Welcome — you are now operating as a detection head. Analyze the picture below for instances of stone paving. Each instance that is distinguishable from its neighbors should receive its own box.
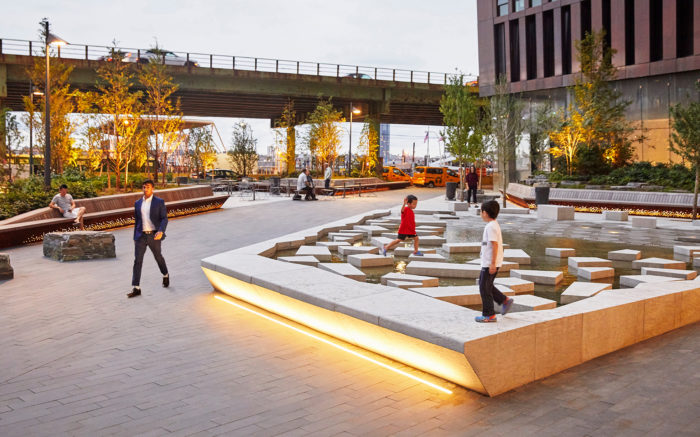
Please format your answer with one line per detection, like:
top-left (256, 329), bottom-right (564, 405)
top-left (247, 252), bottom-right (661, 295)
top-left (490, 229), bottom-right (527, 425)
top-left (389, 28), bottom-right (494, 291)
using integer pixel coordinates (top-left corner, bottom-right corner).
top-left (1, 187), bottom-right (699, 436)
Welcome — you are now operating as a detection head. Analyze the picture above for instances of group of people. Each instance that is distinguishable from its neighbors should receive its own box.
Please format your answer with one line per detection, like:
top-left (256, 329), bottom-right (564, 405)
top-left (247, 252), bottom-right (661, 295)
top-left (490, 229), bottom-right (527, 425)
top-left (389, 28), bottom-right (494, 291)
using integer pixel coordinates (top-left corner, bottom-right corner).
top-left (382, 193), bottom-right (512, 323)
top-left (295, 163), bottom-right (334, 201)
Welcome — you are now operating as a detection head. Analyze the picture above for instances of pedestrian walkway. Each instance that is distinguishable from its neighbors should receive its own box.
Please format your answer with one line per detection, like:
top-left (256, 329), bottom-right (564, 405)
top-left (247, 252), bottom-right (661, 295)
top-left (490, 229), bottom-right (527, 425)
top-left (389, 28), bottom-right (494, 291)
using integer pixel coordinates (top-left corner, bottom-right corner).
top-left (1, 187), bottom-right (698, 436)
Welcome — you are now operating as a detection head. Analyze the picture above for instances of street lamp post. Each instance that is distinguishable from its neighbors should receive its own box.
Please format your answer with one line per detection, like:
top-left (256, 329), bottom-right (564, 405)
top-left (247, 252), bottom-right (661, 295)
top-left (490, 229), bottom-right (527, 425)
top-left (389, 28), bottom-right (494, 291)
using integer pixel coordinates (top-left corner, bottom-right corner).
top-left (347, 102), bottom-right (361, 176)
top-left (41, 19), bottom-right (67, 188)
top-left (28, 84), bottom-right (44, 177)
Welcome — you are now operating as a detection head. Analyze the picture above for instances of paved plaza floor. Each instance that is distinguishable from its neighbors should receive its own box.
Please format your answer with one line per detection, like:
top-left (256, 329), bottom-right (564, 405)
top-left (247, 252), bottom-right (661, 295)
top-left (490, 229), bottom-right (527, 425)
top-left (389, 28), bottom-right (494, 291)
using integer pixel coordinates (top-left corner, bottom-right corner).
top-left (1, 188), bottom-right (698, 436)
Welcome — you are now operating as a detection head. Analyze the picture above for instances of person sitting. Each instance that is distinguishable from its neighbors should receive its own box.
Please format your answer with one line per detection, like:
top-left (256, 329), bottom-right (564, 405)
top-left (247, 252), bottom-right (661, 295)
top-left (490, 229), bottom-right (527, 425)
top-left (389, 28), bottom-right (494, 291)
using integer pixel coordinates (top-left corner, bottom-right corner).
top-left (49, 184), bottom-right (86, 230)
top-left (296, 168), bottom-right (317, 201)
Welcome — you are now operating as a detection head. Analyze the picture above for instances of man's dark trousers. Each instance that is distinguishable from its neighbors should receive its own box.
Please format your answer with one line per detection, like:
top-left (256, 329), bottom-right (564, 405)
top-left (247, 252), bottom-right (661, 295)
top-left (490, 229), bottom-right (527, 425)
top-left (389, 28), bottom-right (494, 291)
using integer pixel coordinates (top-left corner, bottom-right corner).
top-left (132, 232), bottom-right (168, 286)
top-left (479, 267), bottom-right (506, 316)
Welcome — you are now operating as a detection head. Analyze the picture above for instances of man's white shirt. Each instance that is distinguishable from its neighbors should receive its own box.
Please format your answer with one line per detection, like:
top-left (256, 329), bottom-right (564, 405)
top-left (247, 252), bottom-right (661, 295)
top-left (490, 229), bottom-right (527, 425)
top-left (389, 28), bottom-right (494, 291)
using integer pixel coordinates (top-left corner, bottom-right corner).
top-left (297, 173), bottom-right (307, 191)
top-left (141, 196), bottom-right (156, 232)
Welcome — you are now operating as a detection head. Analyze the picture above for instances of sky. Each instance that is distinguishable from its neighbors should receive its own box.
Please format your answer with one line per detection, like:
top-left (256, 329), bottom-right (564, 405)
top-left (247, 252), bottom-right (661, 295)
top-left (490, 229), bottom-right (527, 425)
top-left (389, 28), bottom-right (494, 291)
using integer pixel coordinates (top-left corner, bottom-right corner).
top-left (2, 0), bottom-right (480, 157)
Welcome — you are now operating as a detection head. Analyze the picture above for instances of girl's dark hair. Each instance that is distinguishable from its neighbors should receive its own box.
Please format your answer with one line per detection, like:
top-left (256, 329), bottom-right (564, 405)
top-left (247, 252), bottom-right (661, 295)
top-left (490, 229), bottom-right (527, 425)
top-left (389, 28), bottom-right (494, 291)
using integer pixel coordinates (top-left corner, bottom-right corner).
top-left (406, 194), bottom-right (418, 203)
top-left (481, 200), bottom-right (500, 219)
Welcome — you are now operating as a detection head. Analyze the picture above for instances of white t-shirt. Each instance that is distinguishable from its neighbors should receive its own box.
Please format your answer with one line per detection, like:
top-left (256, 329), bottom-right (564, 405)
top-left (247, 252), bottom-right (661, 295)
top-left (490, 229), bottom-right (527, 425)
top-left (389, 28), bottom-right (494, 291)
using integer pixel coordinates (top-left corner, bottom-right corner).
top-left (480, 220), bottom-right (503, 268)
top-left (324, 167), bottom-right (332, 180)
top-left (297, 173), bottom-right (308, 191)
top-left (141, 196), bottom-right (156, 232)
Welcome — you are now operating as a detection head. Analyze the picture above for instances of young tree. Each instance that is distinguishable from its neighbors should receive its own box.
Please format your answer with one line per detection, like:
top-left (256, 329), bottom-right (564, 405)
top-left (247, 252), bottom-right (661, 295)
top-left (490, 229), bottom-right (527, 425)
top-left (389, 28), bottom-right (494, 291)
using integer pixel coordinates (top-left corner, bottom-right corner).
top-left (440, 73), bottom-right (481, 200)
top-left (549, 105), bottom-right (585, 176)
top-left (304, 99), bottom-right (344, 170)
top-left (187, 126), bottom-right (217, 177)
top-left (228, 121), bottom-right (258, 176)
top-left (357, 115), bottom-right (380, 176)
top-left (670, 84), bottom-right (700, 220)
top-left (274, 100), bottom-right (298, 174)
top-left (490, 76), bottom-right (525, 207)
top-left (527, 99), bottom-right (559, 172)
top-left (0, 108), bottom-right (23, 182)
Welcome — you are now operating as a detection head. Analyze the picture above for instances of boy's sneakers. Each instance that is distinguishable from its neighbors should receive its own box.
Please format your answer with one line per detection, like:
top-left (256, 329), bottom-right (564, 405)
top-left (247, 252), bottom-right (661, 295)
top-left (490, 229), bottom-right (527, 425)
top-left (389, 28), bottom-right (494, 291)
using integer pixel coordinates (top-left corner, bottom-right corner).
top-left (501, 297), bottom-right (514, 315)
top-left (381, 246), bottom-right (387, 256)
top-left (413, 251), bottom-right (424, 256)
top-left (475, 315), bottom-right (497, 323)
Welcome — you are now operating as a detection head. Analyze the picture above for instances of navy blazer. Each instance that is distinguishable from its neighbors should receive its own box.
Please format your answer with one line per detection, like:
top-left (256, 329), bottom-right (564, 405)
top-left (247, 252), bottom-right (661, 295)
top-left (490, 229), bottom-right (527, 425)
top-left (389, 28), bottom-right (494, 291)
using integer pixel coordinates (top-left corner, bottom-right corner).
top-left (134, 195), bottom-right (168, 240)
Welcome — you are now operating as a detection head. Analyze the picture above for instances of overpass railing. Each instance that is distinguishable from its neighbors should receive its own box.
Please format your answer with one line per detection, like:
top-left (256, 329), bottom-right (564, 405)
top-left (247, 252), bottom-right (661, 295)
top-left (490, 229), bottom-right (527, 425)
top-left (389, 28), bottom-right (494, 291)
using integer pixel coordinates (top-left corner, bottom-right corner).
top-left (0, 38), bottom-right (477, 86)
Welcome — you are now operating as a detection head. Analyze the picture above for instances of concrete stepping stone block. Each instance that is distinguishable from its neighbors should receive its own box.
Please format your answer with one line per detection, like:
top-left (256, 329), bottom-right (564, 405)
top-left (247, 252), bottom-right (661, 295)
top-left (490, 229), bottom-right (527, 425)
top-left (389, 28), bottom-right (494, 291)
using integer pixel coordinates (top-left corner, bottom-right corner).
top-left (347, 253), bottom-right (394, 267)
top-left (414, 219), bottom-right (447, 228)
top-left (316, 241), bottom-right (351, 251)
top-left (568, 257), bottom-right (613, 269)
top-left (603, 210), bottom-right (628, 221)
top-left (467, 259), bottom-right (519, 272)
top-left (503, 249), bottom-right (531, 264)
top-left (353, 225), bottom-right (389, 236)
top-left (386, 280), bottom-right (425, 289)
top-left (630, 216), bottom-right (657, 228)
top-left (317, 262), bottom-right (366, 281)
top-left (640, 267), bottom-right (697, 280)
top-left (380, 272), bottom-right (439, 287)
top-left (0, 253), bottom-right (14, 279)
top-left (408, 253), bottom-right (446, 263)
top-left (511, 269), bottom-right (564, 285)
top-left (577, 267), bottom-right (615, 280)
top-left (620, 275), bottom-right (681, 288)
top-left (632, 257), bottom-right (686, 269)
top-left (433, 214), bottom-right (460, 220)
top-left (392, 247), bottom-right (437, 257)
top-left (545, 248), bottom-right (576, 258)
top-left (608, 249), bottom-right (642, 261)
top-left (366, 219), bottom-right (393, 226)
top-left (295, 245), bottom-right (332, 262)
top-left (537, 205), bottom-right (575, 220)
top-left (416, 236), bottom-right (447, 246)
top-left (508, 295), bottom-right (557, 311)
top-left (415, 209), bottom-right (453, 215)
top-left (416, 229), bottom-right (442, 236)
top-left (560, 282), bottom-right (612, 304)
top-left (370, 237), bottom-right (394, 249)
top-left (499, 208), bottom-right (530, 214)
top-left (475, 277), bottom-right (534, 294)
top-left (406, 261), bottom-right (482, 278)
top-left (416, 225), bottom-right (444, 233)
top-left (695, 257), bottom-right (700, 268)
top-left (43, 231), bottom-right (116, 262)
top-left (278, 256), bottom-right (320, 267)
top-left (673, 245), bottom-right (700, 258)
top-left (411, 285), bottom-right (514, 306)
top-left (442, 242), bottom-right (482, 253)
top-left (329, 232), bottom-right (363, 242)
top-left (338, 245), bottom-right (379, 256)
top-left (448, 201), bottom-right (469, 211)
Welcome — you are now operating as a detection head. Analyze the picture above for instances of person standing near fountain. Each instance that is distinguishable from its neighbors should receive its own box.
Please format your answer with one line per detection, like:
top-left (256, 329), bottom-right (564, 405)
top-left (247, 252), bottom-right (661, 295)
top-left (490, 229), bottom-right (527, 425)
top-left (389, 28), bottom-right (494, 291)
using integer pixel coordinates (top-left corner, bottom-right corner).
top-left (466, 165), bottom-right (479, 205)
top-left (382, 195), bottom-right (423, 256)
top-left (475, 200), bottom-right (513, 322)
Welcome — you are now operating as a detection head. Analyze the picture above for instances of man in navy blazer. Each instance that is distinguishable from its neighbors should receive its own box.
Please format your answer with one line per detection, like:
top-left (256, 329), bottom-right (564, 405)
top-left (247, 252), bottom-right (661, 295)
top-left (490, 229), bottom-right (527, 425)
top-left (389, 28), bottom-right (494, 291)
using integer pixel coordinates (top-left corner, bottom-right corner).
top-left (128, 179), bottom-right (169, 298)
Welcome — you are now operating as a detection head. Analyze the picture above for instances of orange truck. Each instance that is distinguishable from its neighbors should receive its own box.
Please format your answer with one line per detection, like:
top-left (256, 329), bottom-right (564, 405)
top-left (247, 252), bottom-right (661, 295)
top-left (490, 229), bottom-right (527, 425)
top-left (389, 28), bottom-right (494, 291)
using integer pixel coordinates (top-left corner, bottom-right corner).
top-left (411, 166), bottom-right (460, 187)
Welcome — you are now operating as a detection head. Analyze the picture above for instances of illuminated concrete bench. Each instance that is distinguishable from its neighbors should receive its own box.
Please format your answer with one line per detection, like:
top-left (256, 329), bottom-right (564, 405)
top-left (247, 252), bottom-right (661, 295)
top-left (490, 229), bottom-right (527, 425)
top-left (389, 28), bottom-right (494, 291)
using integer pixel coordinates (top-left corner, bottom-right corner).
top-left (201, 208), bottom-right (700, 397)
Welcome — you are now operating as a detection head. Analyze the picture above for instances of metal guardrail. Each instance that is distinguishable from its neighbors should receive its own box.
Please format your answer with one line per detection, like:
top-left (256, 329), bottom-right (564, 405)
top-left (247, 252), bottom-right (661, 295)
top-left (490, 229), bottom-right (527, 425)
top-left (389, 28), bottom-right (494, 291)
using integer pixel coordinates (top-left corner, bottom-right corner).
top-left (0, 38), bottom-right (476, 85)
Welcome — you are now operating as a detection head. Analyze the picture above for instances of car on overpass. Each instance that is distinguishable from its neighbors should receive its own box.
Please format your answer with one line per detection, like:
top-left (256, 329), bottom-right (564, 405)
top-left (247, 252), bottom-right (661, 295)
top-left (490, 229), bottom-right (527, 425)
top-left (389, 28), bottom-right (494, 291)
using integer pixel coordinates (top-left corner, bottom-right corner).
top-left (344, 73), bottom-right (372, 80)
top-left (98, 49), bottom-right (198, 67)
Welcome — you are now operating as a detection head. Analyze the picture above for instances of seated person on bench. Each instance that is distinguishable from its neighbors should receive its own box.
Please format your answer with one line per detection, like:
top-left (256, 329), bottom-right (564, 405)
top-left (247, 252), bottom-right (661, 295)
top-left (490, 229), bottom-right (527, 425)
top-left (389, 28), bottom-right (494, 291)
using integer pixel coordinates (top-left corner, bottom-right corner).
top-left (297, 168), bottom-right (317, 201)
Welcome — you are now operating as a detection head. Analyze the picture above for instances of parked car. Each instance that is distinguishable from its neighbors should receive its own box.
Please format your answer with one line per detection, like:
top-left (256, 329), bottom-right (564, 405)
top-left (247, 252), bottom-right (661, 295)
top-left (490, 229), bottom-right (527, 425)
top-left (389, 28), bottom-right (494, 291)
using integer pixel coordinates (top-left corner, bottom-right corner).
top-left (344, 73), bottom-right (372, 79)
top-left (411, 166), bottom-right (459, 187)
top-left (98, 49), bottom-right (198, 66)
top-left (382, 166), bottom-right (411, 183)
top-left (205, 169), bottom-right (239, 180)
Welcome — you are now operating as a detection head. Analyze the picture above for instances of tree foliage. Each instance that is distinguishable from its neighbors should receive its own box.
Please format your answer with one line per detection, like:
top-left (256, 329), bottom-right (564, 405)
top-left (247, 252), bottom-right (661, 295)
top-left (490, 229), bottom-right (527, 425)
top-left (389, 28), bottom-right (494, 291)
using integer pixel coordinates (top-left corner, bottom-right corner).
top-left (527, 99), bottom-right (559, 172)
top-left (228, 121), bottom-right (258, 176)
top-left (0, 108), bottom-right (23, 182)
top-left (670, 83), bottom-right (700, 219)
top-left (274, 99), bottom-right (298, 174)
top-left (549, 106), bottom-right (585, 176)
top-left (187, 126), bottom-right (217, 177)
top-left (304, 99), bottom-right (344, 170)
top-left (357, 115), bottom-right (380, 176)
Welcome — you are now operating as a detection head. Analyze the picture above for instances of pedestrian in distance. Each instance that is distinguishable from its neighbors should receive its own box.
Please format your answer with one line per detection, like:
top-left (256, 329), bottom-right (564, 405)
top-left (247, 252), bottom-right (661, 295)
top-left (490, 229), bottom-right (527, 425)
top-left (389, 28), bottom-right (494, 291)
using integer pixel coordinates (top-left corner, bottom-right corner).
top-left (324, 163), bottom-right (332, 189)
top-left (466, 165), bottom-right (479, 205)
top-left (382, 194), bottom-right (423, 256)
top-left (128, 179), bottom-right (170, 298)
top-left (475, 200), bottom-right (513, 322)
top-left (49, 184), bottom-right (87, 230)
top-left (296, 168), bottom-right (317, 201)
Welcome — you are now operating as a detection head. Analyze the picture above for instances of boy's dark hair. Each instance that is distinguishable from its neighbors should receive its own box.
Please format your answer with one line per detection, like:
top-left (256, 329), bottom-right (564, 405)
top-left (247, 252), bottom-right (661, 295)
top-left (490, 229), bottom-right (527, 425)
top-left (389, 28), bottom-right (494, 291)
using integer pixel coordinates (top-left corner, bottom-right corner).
top-left (59, 184), bottom-right (68, 190)
top-left (406, 194), bottom-right (418, 204)
top-left (142, 179), bottom-right (155, 188)
top-left (481, 200), bottom-right (500, 219)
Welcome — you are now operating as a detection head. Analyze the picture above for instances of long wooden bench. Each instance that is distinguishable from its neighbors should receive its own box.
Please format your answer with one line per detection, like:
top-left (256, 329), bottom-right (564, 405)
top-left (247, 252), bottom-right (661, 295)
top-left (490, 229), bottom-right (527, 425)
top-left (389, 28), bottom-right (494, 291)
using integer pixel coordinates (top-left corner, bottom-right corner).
top-left (0, 186), bottom-right (228, 249)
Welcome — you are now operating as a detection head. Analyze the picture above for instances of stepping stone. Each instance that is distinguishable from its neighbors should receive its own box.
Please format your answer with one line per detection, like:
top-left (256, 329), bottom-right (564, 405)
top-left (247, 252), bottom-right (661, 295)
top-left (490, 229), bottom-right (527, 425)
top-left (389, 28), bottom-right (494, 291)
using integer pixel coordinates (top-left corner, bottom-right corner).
top-left (577, 267), bottom-right (615, 280)
top-left (632, 257), bottom-right (686, 270)
top-left (537, 205), bottom-right (574, 220)
top-left (545, 248), bottom-right (576, 258)
top-left (608, 249), bottom-right (642, 261)
top-left (416, 225), bottom-right (444, 234)
top-left (347, 253), bottom-right (393, 267)
top-left (602, 210), bottom-right (628, 221)
top-left (417, 236), bottom-right (447, 246)
top-left (695, 258), bottom-right (700, 268)
top-left (640, 267), bottom-right (698, 280)
top-left (466, 259), bottom-right (519, 272)
top-left (561, 282), bottom-right (612, 304)
top-left (408, 253), bottom-right (446, 263)
top-left (412, 285), bottom-right (514, 306)
top-left (392, 247), bottom-right (437, 257)
top-left (499, 208), bottom-right (530, 215)
top-left (673, 245), bottom-right (700, 257)
top-left (332, 236), bottom-right (354, 243)
top-left (568, 257), bottom-right (613, 269)
top-left (416, 229), bottom-right (442, 236)
top-left (277, 256), bottom-right (319, 267)
top-left (475, 277), bottom-right (535, 294)
top-left (338, 245), bottom-right (379, 256)
top-left (620, 275), bottom-right (681, 288)
top-left (415, 209), bottom-right (453, 215)
top-left (338, 230), bottom-right (366, 236)
top-left (406, 261), bottom-right (482, 278)
top-left (630, 216), bottom-right (656, 228)
top-left (414, 219), bottom-right (447, 228)
top-left (0, 253), bottom-right (13, 279)
top-left (370, 237), bottom-right (394, 249)
top-left (507, 295), bottom-right (557, 311)
top-left (295, 246), bottom-right (332, 262)
top-left (380, 272), bottom-right (439, 287)
top-left (511, 269), bottom-right (564, 285)
top-left (386, 280), bottom-right (424, 289)
top-left (366, 219), bottom-right (393, 226)
top-left (503, 249), bottom-right (531, 264)
top-left (329, 232), bottom-right (363, 242)
top-left (316, 241), bottom-right (351, 251)
top-left (448, 201), bottom-right (469, 211)
top-left (353, 225), bottom-right (389, 236)
top-left (442, 242), bottom-right (481, 253)
top-left (433, 214), bottom-right (460, 220)
top-left (317, 262), bottom-right (366, 282)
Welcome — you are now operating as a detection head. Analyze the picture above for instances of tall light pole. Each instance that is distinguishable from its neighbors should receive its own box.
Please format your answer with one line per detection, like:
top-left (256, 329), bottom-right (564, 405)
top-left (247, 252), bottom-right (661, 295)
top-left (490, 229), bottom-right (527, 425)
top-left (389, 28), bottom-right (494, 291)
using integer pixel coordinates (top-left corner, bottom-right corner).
top-left (347, 102), bottom-right (361, 176)
top-left (41, 19), bottom-right (67, 188)
top-left (28, 83), bottom-right (44, 176)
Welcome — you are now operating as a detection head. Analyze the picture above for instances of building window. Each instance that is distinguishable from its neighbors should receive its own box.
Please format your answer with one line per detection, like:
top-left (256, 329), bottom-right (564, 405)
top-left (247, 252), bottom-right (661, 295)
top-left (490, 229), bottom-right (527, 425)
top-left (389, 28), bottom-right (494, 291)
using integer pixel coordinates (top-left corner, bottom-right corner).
top-left (530, 0), bottom-right (542, 6)
top-left (602, 0), bottom-right (612, 48)
top-left (677, 0), bottom-right (694, 57)
top-left (497, 0), bottom-right (509, 16)
top-left (512, 0), bottom-right (525, 12)
top-left (494, 23), bottom-right (507, 79)
top-left (561, 5), bottom-right (572, 75)
top-left (543, 10), bottom-right (554, 77)
top-left (650, 0), bottom-right (663, 61)
top-left (509, 19), bottom-right (521, 81)
top-left (580, 0), bottom-right (592, 39)
top-left (625, 0), bottom-right (635, 65)
top-left (526, 15), bottom-right (537, 80)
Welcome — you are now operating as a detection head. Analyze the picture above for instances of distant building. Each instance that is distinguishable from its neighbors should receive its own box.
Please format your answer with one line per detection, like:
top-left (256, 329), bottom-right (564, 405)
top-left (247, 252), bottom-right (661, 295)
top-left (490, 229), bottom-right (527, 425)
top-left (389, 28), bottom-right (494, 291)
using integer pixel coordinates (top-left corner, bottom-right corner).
top-left (379, 124), bottom-right (391, 164)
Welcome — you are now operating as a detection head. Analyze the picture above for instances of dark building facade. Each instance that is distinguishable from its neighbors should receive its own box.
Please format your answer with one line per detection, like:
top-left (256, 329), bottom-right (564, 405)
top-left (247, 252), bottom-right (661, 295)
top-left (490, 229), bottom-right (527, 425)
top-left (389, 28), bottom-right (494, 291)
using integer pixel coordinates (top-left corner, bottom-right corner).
top-left (477, 0), bottom-right (700, 164)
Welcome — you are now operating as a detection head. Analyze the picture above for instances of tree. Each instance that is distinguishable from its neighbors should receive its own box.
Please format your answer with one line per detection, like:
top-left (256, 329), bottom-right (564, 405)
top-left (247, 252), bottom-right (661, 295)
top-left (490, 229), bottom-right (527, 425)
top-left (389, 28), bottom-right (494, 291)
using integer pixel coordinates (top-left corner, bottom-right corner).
top-left (187, 126), bottom-right (217, 177)
top-left (228, 121), bottom-right (258, 176)
top-left (527, 99), bottom-right (559, 172)
top-left (0, 108), bottom-right (23, 182)
top-left (440, 73), bottom-right (481, 200)
top-left (304, 99), bottom-right (344, 170)
top-left (357, 115), bottom-right (380, 176)
top-left (670, 83), bottom-right (700, 220)
top-left (274, 100), bottom-right (298, 174)
top-left (490, 76), bottom-right (525, 207)
top-left (549, 105), bottom-right (585, 176)
top-left (139, 46), bottom-right (183, 184)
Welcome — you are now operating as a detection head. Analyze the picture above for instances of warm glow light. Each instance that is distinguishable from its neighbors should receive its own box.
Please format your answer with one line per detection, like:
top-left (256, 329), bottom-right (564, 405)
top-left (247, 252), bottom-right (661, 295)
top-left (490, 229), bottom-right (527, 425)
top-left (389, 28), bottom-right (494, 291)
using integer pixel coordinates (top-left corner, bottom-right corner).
top-left (352, 108), bottom-right (361, 115)
top-left (47, 33), bottom-right (67, 46)
top-left (214, 294), bottom-right (453, 395)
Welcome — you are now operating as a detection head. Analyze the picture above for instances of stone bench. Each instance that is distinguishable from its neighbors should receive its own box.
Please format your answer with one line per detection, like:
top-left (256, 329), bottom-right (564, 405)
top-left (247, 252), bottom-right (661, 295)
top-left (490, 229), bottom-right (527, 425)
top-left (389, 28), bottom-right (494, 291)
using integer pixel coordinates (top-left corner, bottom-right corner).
top-left (630, 216), bottom-right (657, 228)
top-left (603, 210), bottom-right (628, 221)
top-left (43, 231), bottom-right (116, 262)
top-left (0, 253), bottom-right (13, 279)
top-left (608, 249), bottom-right (642, 261)
top-left (545, 248), bottom-right (576, 258)
top-left (537, 205), bottom-right (575, 220)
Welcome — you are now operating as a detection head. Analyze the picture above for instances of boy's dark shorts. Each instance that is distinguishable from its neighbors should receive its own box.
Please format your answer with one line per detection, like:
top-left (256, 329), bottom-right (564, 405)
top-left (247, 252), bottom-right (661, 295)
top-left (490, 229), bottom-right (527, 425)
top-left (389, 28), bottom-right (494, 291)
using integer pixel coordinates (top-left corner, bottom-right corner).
top-left (397, 233), bottom-right (417, 240)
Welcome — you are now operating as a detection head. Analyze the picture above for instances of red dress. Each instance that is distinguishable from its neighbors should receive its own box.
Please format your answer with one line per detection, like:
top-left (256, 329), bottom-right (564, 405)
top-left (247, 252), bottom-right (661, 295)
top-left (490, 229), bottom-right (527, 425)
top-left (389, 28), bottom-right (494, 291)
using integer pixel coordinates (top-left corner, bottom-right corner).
top-left (398, 207), bottom-right (416, 235)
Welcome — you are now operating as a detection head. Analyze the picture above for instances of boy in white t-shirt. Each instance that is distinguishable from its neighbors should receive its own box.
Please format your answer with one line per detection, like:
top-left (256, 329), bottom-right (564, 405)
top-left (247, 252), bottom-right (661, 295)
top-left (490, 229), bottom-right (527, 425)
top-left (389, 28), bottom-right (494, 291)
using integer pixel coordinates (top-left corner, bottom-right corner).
top-left (475, 200), bottom-right (514, 323)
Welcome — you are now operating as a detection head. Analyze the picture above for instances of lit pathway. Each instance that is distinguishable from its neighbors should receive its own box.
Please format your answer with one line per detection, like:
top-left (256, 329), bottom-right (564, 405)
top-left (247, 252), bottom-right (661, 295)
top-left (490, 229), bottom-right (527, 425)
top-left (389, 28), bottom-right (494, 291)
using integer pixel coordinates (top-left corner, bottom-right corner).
top-left (1, 188), bottom-right (698, 436)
